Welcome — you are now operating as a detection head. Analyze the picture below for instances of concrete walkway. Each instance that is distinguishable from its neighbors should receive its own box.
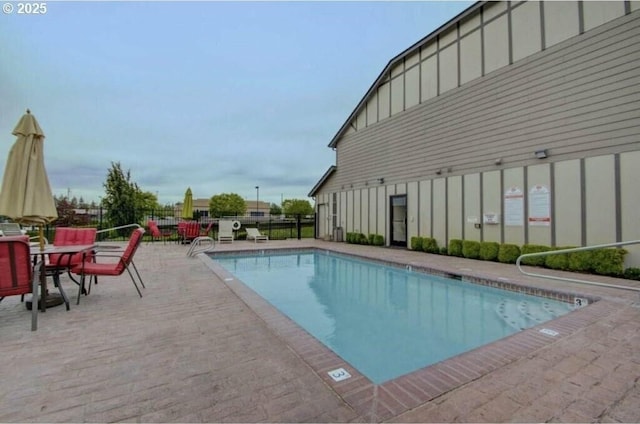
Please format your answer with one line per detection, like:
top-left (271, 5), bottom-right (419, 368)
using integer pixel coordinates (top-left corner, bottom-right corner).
top-left (0, 238), bottom-right (638, 422)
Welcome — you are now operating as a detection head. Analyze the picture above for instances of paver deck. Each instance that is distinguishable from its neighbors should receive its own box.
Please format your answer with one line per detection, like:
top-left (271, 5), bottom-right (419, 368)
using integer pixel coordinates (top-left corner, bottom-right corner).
top-left (1, 238), bottom-right (638, 422)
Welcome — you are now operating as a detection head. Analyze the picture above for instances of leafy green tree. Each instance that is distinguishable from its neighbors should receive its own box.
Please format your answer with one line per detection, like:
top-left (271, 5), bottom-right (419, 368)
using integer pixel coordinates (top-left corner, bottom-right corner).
top-left (209, 193), bottom-right (246, 218)
top-left (102, 162), bottom-right (141, 232)
top-left (135, 190), bottom-right (161, 212)
top-left (270, 203), bottom-right (282, 216)
top-left (282, 198), bottom-right (313, 217)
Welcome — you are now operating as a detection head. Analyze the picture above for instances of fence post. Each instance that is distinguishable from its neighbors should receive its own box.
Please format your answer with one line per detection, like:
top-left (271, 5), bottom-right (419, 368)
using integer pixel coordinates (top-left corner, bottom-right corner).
top-left (297, 214), bottom-right (301, 240)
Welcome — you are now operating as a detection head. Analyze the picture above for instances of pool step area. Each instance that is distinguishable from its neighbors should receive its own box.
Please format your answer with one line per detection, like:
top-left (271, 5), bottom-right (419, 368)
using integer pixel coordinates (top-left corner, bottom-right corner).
top-left (496, 298), bottom-right (574, 331)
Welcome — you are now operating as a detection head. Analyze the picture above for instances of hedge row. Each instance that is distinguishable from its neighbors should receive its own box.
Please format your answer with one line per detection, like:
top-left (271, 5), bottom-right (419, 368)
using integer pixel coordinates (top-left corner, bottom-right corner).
top-left (345, 232), bottom-right (384, 246)
top-left (410, 236), bottom-right (632, 278)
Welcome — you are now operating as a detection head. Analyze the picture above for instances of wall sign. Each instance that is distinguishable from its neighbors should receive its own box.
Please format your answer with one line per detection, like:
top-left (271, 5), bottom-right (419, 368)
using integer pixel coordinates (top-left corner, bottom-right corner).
top-left (504, 187), bottom-right (524, 226)
top-left (529, 185), bottom-right (551, 226)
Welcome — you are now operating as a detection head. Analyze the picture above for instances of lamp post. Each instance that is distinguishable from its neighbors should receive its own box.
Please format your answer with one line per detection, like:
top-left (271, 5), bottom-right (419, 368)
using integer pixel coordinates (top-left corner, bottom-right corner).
top-left (255, 186), bottom-right (259, 217)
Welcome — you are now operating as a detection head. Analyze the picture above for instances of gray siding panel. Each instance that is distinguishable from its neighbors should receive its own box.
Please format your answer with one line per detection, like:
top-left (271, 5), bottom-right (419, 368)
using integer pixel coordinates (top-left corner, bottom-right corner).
top-left (327, 13), bottom-right (640, 191)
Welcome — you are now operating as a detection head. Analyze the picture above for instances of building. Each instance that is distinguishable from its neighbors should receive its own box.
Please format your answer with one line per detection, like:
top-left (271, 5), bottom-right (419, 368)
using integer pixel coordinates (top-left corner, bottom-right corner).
top-left (309, 1), bottom-right (640, 266)
top-left (175, 198), bottom-right (271, 219)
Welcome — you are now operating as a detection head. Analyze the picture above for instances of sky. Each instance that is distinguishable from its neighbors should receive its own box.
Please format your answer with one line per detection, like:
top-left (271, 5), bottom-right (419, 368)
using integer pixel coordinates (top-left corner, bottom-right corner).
top-left (0, 0), bottom-right (472, 206)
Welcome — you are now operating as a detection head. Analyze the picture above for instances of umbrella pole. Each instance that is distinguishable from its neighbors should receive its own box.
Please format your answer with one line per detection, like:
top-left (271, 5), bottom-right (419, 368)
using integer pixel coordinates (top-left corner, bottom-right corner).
top-left (39, 225), bottom-right (45, 251)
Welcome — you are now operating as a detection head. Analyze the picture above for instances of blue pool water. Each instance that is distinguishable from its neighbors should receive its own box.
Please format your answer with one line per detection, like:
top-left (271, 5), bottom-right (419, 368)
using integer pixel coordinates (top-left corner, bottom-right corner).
top-left (211, 251), bottom-right (573, 384)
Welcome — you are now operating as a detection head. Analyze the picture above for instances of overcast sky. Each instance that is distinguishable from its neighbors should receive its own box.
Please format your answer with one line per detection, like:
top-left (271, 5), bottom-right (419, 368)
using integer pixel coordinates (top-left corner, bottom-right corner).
top-left (0, 1), bottom-right (471, 206)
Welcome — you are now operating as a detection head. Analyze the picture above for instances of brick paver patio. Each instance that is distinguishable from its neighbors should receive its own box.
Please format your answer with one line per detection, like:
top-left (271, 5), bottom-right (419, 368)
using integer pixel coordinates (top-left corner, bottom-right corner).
top-left (1, 238), bottom-right (638, 422)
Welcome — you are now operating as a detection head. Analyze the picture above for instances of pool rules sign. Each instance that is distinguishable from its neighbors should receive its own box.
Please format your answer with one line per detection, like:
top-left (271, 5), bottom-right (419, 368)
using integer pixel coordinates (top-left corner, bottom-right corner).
top-left (529, 185), bottom-right (551, 226)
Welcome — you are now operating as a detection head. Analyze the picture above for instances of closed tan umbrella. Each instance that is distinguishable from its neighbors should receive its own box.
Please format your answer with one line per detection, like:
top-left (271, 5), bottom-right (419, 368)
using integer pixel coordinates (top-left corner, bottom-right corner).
top-left (181, 187), bottom-right (193, 220)
top-left (0, 109), bottom-right (58, 249)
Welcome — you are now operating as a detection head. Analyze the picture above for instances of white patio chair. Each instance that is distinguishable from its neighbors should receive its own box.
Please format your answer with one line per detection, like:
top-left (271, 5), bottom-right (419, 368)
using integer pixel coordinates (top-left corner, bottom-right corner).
top-left (246, 227), bottom-right (268, 243)
top-left (217, 220), bottom-right (235, 243)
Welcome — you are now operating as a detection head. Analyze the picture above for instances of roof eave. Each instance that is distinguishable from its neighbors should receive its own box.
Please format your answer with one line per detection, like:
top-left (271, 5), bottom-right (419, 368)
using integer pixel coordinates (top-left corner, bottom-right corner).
top-left (328, 1), bottom-right (484, 149)
top-left (308, 165), bottom-right (337, 197)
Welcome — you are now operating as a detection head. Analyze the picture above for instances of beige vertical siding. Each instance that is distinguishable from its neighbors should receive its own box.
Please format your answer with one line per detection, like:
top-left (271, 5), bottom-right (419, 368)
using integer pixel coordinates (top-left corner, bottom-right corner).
top-left (460, 29), bottom-right (482, 85)
top-left (620, 151), bottom-right (640, 266)
top-left (361, 188), bottom-right (369, 235)
top-left (407, 181), bottom-right (419, 242)
top-left (464, 173), bottom-right (481, 242)
top-left (419, 180), bottom-right (432, 238)
top-left (448, 176), bottom-right (463, 241)
top-left (483, 14), bottom-right (509, 74)
top-left (366, 93), bottom-right (378, 125)
top-left (482, 170), bottom-right (502, 243)
top-left (583, 1), bottom-right (626, 32)
top-left (432, 178), bottom-right (447, 246)
top-left (553, 159), bottom-right (583, 246)
top-left (377, 186), bottom-right (386, 242)
top-left (511, 1), bottom-right (542, 62)
top-left (544, 1), bottom-right (580, 49)
top-left (391, 75), bottom-right (404, 115)
top-left (353, 189), bottom-right (361, 234)
top-left (369, 187), bottom-right (378, 235)
top-left (439, 43), bottom-right (458, 93)
top-left (340, 192), bottom-right (347, 232)
top-left (585, 155), bottom-right (616, 245)
top-left (420, 54), bottom-right (438, 103)
top-left (405, 66), bottom-right (420, 109)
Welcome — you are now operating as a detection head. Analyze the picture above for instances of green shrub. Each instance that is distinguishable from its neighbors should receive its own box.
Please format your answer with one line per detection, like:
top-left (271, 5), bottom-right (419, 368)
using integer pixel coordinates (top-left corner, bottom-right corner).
top-left (422, 237), bottom-right (439, 254)
top-left (411, 236), bottom-right (423, 251)
top-left (479, 242), bottom-right (500, 261)
top-left (545, 247), bottom-right (572, 271)
top-left (358, 233), bottom-right (368, 245)
top-left (373, 234), bottom-right (384, 246)
top-left (439, 247), bottom-right (448, 255)
top-left (448, 239), bottom-right (463, 257)
top-left (623, 267), bottom-right (640, 281)
top-left (368, 234), bottom-right (376, 245)
top-left (498, 244), bottom-right (521, 264)
top-left (568, 250), bottom-right (593, 273)
top-left (592, 248), bottom-right (627, 277)
top-left (462, 240), bottom-right (480, 259)
top-left (520, 244), bottom-right (551, 267)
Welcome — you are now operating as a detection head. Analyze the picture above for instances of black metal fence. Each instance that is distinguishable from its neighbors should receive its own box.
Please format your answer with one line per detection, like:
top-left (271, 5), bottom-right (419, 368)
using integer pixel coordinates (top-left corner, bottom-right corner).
top-left (40, 206), bottom-right (316, 242)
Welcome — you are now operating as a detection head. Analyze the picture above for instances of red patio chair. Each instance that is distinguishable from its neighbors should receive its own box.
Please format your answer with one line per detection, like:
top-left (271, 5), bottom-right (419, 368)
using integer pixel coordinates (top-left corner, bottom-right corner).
top-left (147, 220), bottom-right (172, 244)
top-left (182, 221), bottom-right (200, 244)
top-left (0, 236), bottom-right (42, 331)
top-left (71, 228), bottom-right (145, 305)
top-left (177, 221), bottom-right (187, 244)
top-left (45, 227), bottom-right (97, 309)
top-left (200, 221), bottom-right (214, 238)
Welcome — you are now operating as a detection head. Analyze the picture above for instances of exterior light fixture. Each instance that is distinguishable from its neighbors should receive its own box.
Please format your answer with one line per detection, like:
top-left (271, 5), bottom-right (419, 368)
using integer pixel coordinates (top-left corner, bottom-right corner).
top-left (495, 158), bottom-right (502, 165)
top-left (535, 149), bottom-right (548, 159)
top-left (378, 178), bottom-right (384, 184)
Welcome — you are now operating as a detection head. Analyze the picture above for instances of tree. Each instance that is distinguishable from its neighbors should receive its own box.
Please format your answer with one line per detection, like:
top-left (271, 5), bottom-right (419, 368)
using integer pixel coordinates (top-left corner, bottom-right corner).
top-left (135, 190), bottom-right (161, 212)
top-left (282, 198), bottom-right (313, 217)
top-left (269, 203), bottom-right (282, 216)
top-left (54, 195), bottom-right (90, 226)
top-left (102, 162), bottom-right (140, 231)
top-left (209, 193), bottom-right (246, 218)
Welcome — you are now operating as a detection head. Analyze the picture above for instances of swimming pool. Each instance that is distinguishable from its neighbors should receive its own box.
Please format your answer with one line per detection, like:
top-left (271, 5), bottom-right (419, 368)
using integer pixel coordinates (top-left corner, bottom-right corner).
top-left (211, 250), bottom-right (574, 384)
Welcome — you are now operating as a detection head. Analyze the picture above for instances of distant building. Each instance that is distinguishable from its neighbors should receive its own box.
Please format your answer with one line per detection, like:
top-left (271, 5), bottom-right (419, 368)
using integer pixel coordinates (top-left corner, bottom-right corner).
top-left (175, 198), bottom-right (271, 218)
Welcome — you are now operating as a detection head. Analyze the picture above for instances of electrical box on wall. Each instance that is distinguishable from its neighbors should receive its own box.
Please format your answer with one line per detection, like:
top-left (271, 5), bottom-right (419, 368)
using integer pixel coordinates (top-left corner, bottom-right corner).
top-left (483, 213), bottom-right (500, 224)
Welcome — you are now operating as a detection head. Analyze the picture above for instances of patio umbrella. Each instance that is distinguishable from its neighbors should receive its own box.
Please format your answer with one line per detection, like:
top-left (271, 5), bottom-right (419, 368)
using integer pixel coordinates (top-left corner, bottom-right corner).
top-left (181, 187), bottom-right (193, 220)
top-left (0, 109), bottom-right (58, 250)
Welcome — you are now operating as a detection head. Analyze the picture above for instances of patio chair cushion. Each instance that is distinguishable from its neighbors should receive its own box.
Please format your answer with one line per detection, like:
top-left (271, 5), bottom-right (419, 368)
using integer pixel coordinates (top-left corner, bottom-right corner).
top-left (48, 227), bottom-right (97, 268)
